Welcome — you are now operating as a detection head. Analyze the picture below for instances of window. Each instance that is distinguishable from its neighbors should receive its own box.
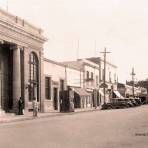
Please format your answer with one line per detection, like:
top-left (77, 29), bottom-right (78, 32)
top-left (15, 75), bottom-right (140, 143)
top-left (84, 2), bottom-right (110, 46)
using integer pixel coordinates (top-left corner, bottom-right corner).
top-left (114, 74), bottom-right (116, 83)
top-left (29, 52), bottom-right (39, 102)
top-left (109, 72), bottom-right (111, 82)
top-left (60, 79), bottom-right (64, 91)
top-left (45, 77), bottom-right (51, 100)
top-left (96, 75), bottom-right (98, 86)
top-left (91, 72), bottom-right (93, 79)
top-left (86, 71), bottom-right (89, 79)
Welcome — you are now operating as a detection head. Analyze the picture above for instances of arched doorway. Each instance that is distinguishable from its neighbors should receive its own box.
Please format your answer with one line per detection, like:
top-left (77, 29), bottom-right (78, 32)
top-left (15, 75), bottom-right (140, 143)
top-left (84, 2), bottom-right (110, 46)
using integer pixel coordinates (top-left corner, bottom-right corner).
top-left (29, 52), bottom-right (39, 102)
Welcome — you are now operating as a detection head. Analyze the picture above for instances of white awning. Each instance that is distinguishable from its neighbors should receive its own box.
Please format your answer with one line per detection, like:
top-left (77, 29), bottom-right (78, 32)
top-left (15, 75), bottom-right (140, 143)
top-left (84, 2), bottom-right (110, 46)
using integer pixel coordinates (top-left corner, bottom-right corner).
top-left (74, 88), bottom-right (91, 96)
top-left (113, 90), bottom-right (124, 99)
top-left (99, 90), bottom-right (104, 96)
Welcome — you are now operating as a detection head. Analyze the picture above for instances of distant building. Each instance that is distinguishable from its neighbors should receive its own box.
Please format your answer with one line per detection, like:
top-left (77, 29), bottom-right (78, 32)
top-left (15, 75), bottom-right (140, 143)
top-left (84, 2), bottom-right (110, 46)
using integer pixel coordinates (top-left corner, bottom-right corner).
top-left (62, 59), bottom-right (100, 108)
top-left (87, 57), bottom-right (118, 103)
top-left (65, 64), bottom-right (91, 109)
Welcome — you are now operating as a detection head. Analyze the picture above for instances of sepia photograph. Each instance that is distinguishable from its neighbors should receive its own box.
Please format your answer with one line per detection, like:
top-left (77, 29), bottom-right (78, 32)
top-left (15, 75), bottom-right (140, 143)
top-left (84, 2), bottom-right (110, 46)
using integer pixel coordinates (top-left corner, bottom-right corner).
top-left (0, 0), bottom-right (148, 148)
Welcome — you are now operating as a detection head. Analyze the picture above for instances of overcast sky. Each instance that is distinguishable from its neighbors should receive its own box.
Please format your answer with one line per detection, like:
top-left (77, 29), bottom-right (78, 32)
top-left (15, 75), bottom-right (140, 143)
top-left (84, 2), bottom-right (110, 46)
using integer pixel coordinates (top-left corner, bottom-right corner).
top-left (0, 0), bottom-right (148, 83)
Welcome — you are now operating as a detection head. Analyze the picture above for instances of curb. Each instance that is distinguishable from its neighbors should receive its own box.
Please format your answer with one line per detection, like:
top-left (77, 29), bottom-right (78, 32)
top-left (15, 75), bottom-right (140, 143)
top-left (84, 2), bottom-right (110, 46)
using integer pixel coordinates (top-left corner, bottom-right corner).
top-left (0, 108), bottom-right (100, 124)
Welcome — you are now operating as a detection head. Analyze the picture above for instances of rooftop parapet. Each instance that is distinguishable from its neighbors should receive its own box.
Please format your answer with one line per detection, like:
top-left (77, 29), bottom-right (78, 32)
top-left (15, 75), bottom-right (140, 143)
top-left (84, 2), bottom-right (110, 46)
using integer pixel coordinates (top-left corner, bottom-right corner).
top-left (0, 8), bottom-right (44, 37)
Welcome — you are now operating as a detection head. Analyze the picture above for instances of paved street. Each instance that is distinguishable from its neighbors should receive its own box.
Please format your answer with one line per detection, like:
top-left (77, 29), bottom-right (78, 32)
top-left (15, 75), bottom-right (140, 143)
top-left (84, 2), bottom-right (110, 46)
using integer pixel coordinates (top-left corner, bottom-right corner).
top-left (0, 105), bottom-right (148, 148)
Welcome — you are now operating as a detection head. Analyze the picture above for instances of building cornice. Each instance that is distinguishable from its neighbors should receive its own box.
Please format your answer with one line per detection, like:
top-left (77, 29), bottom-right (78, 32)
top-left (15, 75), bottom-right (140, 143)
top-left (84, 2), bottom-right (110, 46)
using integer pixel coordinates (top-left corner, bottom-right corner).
top-left (0, 8), bottom-right (47, 50)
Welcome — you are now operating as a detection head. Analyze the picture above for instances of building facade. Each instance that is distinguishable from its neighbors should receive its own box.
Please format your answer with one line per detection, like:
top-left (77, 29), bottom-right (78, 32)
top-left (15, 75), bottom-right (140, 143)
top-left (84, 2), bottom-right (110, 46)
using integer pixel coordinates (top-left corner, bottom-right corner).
top-left (44, 59), bottom-right (66, 112)
top-left (65, 65), bottom-right (89, 108)
top-left (0, 9), bottom-right (46, 114)
top-left (62, 59), bottom-right (100, 108)
top-left (87, 57), bottom-right (118, 104)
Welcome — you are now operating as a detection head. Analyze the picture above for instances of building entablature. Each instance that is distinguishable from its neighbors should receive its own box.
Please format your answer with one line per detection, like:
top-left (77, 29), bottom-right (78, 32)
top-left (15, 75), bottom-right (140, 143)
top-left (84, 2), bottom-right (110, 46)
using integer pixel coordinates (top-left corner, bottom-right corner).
top-left (0, 8), bottom-right (47, 50)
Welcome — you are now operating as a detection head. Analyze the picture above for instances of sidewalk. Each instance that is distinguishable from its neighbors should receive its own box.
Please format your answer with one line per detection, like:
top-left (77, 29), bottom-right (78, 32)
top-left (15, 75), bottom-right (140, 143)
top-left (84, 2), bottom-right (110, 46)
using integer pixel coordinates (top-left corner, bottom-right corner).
top-left (0, 107), bottom-right (101, 124)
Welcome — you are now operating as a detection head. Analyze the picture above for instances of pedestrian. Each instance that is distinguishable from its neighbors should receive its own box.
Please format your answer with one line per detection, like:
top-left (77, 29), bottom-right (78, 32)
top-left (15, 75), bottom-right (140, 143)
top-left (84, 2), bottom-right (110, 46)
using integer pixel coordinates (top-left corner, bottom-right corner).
top-left (18, 97), bottom-right (24, 115)
top-left (32, 98), bottom-right (38, 117)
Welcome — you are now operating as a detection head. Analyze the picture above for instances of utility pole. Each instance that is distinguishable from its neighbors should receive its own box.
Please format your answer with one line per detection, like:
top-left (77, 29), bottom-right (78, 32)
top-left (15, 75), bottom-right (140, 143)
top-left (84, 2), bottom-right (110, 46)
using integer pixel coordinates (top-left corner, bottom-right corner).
top-left (131, 68), bottom-right (136, 97)
top-left (100, 48), bottom-right (111, 104)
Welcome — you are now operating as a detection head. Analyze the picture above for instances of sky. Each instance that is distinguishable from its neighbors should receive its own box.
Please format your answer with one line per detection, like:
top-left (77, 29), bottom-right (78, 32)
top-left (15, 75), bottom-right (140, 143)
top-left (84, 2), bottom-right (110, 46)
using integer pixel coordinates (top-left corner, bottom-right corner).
top-left (0, 0), bottom-right (148, 83)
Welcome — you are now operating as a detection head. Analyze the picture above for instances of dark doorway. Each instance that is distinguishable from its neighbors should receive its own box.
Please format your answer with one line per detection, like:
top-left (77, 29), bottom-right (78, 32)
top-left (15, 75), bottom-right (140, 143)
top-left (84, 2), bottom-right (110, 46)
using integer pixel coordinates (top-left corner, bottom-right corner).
top-left (0, 43), bottom-right (14, 112)
top-left (53, 87), bottom-right (58, 110)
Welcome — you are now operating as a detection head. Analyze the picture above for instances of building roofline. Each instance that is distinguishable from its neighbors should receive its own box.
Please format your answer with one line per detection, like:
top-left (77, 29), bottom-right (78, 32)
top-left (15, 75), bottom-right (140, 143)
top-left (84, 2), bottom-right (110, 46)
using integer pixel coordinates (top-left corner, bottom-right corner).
top-left (86, 57), bottom-right (117, 68)
top-left (44, 58), bottom-right (83, 72)
top-left (0, 8), bottom-right (47, 41)
top-left (78, 59), bottom-right (100, 69)
top-left (100, 58), bottom-right (117, 68)
top-left (44, 58), bottom-right (66, 67)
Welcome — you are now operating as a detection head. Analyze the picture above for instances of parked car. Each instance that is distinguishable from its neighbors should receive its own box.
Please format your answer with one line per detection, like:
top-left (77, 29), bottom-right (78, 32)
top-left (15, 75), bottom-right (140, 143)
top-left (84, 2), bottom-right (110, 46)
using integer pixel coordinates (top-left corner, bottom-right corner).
top-left (124, 99), bottom-right (134, 107)
top-left (142, 99), bottom-right (148, 104)
top-left (101, 98), bottom-right (129, 110)
top-left (101, 103), bottom-right (113, 110)
top-left (134, 98), bottom-right (142, 105)
top-left (129, 98), bottom-right (139, 106)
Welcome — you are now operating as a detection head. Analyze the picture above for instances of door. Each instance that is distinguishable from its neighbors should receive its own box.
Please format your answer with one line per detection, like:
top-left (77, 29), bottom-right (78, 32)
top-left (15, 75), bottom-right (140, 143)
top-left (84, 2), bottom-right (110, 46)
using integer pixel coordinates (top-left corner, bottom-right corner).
top-left (53, 87), bottom-right (58, 110)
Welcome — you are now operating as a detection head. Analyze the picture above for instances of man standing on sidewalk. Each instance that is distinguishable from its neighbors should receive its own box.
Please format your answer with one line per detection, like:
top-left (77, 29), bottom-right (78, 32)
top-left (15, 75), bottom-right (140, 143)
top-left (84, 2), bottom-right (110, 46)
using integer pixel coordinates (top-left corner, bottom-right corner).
top-left (18, 97), bottom-right (24, 115)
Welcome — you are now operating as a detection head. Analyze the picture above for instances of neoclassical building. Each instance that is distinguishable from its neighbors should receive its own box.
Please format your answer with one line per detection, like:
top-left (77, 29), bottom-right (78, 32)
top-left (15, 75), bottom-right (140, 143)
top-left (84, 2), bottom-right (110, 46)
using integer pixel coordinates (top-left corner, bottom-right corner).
top-left (0, 9), bottom-right (46, 114)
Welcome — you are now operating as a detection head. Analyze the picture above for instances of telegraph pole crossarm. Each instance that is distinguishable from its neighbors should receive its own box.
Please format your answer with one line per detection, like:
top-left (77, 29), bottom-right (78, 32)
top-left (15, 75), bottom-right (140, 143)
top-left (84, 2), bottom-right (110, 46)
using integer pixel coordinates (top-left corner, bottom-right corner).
top-left (100, 48), bottom-right (111, 104)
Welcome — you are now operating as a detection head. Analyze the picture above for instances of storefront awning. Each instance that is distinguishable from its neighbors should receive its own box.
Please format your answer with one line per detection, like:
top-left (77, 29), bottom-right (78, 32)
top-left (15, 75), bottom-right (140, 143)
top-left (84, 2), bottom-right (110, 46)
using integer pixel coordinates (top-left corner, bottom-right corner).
top-left (74, 88), bottom-right (91, 96)
top-left (113, 90), bottom-right (124, 99)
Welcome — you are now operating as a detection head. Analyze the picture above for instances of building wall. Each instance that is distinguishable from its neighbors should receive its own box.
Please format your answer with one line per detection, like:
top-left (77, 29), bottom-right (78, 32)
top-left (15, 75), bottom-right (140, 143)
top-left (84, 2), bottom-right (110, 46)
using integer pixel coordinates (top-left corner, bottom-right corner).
top-left (84, 65), bottom-right (99, 90)
top-left (100, 60), bottom-right (117, 84)
top-left (66, 67), bottom-right (83, 88)
top-left (43, 60), bottom-right (66, 112)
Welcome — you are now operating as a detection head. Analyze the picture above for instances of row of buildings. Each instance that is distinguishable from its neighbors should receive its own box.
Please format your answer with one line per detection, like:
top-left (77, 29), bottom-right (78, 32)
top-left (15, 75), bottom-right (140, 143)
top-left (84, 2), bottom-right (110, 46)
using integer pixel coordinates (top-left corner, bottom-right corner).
top-left (0, 8), bottom-right (147, 115)
top-left (44, 57), bottom-right (118, 112)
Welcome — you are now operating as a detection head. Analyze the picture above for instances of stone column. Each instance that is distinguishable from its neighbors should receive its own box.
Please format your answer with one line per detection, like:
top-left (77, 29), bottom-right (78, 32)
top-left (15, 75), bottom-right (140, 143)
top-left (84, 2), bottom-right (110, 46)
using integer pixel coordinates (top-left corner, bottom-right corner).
top-left (39, 50), bottom-right (45, 112)
top-left (24, 47), bottom-right (29, 113)
top-left (13, 45), bottom-right (21, 114)
top-left (0, 77), bottom-right (5, 117)
top-left (0, 44), bottom-right (5, 116)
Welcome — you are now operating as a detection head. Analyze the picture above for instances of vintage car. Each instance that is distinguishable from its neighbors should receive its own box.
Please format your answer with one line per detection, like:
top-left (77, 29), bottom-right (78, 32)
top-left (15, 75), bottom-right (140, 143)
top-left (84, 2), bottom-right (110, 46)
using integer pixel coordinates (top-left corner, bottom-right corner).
top-left (101, 98), bottom-right (129, 110)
